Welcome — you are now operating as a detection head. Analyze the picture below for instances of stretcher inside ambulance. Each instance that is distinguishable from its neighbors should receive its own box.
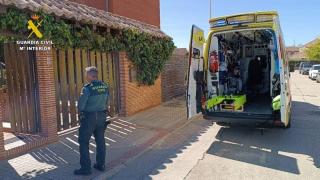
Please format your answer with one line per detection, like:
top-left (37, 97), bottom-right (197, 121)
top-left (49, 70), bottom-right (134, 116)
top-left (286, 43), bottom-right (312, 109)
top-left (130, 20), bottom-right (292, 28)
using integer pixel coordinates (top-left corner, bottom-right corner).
top-left (187, 12), bottom-right (291, 127)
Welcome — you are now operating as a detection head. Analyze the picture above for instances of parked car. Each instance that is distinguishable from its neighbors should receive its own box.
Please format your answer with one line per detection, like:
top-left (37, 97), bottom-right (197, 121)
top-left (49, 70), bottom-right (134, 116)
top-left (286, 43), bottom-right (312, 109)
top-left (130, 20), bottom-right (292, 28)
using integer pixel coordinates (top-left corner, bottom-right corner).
top-left (309, 64), bottom-right (320, 80)
top-left (294, 63), bottom-right (300, 71)
top-left (316, 72), bottom-right (320, 83)
top-left (299, 62), bottom-right (312, 75)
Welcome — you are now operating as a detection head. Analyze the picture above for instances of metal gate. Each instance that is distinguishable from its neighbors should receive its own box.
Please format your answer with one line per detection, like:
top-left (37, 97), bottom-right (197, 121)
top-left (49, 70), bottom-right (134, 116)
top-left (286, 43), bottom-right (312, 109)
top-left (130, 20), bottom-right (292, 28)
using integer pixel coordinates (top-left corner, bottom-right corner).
top-left (3, 43), bottom-right (40, 133)
top-left (53, 49), bottom-right (120, 131)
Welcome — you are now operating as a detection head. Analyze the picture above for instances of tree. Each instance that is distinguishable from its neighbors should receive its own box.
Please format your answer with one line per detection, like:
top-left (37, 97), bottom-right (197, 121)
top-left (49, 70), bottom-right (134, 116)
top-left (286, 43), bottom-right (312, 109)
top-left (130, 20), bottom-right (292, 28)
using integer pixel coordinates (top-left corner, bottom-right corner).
top-left (306, 39), bottom-right (320, 60)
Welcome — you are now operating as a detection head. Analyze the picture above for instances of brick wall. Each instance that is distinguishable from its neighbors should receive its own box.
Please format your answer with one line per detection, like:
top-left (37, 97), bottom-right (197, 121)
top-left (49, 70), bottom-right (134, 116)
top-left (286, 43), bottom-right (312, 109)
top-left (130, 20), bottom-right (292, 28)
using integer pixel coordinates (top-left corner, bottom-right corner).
top-left (161, 48), bottom-right (189, 102)
top-left (69, 0), bottom-right (160, 27)
top-left (119, 52), bottom-right (162, 116)
top-left (108, 0), bottom-right (160, 27)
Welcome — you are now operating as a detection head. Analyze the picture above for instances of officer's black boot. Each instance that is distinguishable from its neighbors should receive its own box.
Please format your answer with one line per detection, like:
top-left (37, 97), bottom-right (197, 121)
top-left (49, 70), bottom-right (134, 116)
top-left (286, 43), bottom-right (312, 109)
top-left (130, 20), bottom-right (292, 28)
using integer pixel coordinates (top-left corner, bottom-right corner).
top-left (77, 120), bottom-right (93, 176)
top-left (93, 114), bottom-right (107, 172)
top-left (74, 168), bottom-right (92, 175)
top-left (93, 163), bottom-right (106, 172)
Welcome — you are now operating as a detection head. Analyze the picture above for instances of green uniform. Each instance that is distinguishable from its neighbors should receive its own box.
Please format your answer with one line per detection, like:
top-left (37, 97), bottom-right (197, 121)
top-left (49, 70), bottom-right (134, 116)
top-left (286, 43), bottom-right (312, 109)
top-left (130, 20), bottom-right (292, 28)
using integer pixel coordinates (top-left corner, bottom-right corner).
top-left (77, 80), bottom-right (109, 171)
top-left (78, 80), bottom-right (109, 112)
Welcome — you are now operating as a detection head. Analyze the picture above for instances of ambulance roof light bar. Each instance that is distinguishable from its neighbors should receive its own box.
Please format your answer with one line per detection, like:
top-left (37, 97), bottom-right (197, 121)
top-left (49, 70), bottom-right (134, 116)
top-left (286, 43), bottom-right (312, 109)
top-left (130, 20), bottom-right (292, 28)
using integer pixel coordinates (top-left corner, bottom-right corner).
top-left (209, 11), bottom-right (278, 28)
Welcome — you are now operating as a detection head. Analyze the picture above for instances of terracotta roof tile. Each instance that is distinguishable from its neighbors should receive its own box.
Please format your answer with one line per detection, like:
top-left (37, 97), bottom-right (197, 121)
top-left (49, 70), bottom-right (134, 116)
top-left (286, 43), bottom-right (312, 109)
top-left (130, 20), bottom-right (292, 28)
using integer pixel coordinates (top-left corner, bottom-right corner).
top-left (0, 0), bottom-right (168, 38)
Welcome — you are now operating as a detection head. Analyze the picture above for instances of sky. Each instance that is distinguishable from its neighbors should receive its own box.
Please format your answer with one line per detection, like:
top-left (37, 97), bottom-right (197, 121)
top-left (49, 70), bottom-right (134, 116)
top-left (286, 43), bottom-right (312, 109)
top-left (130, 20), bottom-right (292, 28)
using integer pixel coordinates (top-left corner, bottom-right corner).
top-left (160, 0), bottom-right (320, 48)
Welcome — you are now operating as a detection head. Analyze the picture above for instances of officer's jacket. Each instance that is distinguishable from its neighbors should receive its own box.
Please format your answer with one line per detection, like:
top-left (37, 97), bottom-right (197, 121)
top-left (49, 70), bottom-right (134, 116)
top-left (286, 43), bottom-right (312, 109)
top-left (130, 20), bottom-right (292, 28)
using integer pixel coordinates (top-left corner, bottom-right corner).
top-left (78, 80), bottom-right (109, 112)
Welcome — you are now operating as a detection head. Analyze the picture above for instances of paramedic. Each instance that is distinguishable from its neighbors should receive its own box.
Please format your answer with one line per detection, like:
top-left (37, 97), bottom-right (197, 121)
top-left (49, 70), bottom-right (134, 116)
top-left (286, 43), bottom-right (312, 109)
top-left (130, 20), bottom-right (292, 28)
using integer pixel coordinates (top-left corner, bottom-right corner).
top-left (74, 66), bottom-right (109, 175)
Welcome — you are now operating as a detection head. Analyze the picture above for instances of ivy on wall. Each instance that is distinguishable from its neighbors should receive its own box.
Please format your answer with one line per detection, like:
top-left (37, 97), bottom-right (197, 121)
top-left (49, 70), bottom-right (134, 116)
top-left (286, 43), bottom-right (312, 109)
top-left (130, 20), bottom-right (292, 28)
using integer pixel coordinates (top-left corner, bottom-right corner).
top-left (0, 8), bottom-right (175, 85)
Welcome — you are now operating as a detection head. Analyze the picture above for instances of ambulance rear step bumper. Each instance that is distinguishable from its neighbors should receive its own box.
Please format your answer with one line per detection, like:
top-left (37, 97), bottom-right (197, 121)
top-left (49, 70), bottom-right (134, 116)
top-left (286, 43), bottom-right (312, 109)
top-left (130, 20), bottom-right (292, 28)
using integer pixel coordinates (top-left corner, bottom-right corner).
top-left (203, 111), bottom-right (279, 123)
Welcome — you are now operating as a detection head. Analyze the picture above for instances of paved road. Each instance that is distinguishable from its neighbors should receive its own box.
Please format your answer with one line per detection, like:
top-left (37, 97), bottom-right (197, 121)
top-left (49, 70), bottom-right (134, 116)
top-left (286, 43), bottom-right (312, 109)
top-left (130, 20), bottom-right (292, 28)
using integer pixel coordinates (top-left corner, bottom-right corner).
top-left (1, 72), bottom-right (319, 180)
top-left (145, 72), bottom-right (320, 180)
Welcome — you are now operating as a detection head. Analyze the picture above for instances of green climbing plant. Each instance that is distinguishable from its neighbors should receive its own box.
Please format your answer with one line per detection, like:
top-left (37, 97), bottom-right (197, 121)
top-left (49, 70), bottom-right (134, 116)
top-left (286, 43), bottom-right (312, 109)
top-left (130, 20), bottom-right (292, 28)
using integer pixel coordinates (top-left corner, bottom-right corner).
top-left (306, 39), bottom-right (320, 60)
top-left (0, 8), bottom-right (175, 85)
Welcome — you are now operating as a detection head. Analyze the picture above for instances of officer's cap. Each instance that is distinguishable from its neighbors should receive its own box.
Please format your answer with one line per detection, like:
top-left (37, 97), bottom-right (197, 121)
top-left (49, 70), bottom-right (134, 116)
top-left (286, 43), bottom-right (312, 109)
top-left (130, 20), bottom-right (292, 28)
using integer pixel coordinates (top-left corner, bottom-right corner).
top-left (85, 66), bottom-right (98, 74)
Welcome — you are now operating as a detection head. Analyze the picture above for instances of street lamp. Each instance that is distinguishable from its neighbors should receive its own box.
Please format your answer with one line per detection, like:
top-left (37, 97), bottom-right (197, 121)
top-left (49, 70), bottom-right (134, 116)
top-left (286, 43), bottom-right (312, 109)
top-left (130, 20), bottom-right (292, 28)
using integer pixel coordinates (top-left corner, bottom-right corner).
top-left (209, 0), bottom-right (213, 18)
top-left (209, 0), bottom-right (212, 18)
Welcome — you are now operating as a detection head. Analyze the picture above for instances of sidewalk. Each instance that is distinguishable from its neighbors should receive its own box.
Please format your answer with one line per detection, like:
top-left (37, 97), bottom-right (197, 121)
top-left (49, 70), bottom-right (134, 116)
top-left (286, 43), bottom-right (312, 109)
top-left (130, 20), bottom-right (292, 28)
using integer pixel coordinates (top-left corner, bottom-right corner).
top-left (0, 97), bottom-right (188, 180)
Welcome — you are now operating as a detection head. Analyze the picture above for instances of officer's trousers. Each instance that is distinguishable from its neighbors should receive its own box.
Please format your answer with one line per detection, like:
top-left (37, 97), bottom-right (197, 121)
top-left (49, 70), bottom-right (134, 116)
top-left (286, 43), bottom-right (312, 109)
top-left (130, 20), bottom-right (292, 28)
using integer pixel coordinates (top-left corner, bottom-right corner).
top-left (78, 111), bottom-right (107, 170)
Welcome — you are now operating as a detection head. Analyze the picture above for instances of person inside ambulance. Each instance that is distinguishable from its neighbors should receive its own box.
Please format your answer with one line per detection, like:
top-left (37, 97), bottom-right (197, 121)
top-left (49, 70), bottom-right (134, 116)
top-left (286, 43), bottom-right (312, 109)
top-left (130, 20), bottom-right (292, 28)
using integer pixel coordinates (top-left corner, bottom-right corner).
top-left (247, 56), bottom-right (263, 96)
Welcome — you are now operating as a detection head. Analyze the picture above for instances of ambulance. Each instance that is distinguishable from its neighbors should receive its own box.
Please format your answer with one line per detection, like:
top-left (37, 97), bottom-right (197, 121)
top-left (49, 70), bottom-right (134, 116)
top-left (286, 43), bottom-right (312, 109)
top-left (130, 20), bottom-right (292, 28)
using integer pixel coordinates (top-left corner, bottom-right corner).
top-left (187, 11), bottom-right (291, 128)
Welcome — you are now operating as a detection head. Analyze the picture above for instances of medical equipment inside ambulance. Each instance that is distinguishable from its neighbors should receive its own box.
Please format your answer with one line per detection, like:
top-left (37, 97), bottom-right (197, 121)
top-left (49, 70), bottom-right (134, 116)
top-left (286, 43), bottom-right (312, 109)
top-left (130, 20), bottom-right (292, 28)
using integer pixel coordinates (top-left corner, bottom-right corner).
top-left (205, 30), bottom-right (280, 114)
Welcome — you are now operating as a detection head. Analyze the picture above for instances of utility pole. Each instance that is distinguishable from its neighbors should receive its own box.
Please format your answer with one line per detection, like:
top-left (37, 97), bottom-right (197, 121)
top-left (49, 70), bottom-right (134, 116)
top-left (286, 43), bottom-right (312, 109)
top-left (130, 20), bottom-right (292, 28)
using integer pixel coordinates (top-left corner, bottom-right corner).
top-left (209, 0), bottom-right (212, 18)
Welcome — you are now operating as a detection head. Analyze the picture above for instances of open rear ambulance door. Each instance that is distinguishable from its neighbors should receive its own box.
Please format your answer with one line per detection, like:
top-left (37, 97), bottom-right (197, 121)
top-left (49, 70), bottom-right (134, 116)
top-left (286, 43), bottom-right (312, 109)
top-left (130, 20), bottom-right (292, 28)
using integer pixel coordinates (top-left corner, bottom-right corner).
top-left (274, 18), bottom-right (291, 127)
top-left (187, 25), bottom-right (205, 119)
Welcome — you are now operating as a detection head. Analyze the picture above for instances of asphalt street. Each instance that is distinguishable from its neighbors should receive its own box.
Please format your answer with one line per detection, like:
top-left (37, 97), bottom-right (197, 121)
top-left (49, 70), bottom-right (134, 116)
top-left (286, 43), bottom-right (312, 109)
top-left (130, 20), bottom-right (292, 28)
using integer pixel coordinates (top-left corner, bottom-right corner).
top-left (111, 72), bottom-right (320, 180)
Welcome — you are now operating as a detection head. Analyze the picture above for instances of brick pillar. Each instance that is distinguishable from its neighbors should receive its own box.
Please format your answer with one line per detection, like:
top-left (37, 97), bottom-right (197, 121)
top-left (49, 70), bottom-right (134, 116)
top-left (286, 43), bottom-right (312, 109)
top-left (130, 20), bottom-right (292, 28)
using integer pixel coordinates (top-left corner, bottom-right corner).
top-left (36, 48), bottom-right (58, 142)
top-left (0, 89), bottom-right (6, 159)
top-left (119, 51), bottom-right (128, 116)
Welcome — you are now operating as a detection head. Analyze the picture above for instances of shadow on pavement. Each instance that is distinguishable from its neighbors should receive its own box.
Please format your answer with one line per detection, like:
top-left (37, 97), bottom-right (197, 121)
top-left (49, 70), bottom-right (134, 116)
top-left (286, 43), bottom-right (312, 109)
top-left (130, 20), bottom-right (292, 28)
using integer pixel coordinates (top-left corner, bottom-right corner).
top-left (0, 118), bottom-right (142, 180)
top-left (207, 100), bottom-right (320, 175)
top-left (119, 119), bottom-right (213, 180)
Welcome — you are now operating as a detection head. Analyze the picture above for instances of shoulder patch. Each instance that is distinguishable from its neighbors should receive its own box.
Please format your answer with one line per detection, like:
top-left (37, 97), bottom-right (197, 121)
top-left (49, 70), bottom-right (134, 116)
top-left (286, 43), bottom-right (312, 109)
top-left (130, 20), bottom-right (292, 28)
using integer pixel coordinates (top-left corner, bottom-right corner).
top-left (87, 81), bottom-right (108, 96)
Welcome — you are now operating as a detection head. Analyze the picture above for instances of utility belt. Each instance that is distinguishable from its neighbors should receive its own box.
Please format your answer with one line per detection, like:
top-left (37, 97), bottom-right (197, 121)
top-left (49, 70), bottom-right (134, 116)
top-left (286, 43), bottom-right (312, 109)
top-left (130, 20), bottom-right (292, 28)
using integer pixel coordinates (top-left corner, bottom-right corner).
top-left (82, 110), bottom-right (107, 115)
top-left (79, 110), bottom-right (110, 129)
top-left (79, 110), bottom-right (107, 121)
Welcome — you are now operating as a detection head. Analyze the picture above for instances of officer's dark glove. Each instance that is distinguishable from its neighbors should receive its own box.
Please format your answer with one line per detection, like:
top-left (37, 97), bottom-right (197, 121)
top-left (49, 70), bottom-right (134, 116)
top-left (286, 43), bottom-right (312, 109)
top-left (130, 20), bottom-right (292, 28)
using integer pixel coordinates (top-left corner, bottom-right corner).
top-left (104, 120), bottom-right (111, 130)
top-left (79, 112), bottom-right (86, 125)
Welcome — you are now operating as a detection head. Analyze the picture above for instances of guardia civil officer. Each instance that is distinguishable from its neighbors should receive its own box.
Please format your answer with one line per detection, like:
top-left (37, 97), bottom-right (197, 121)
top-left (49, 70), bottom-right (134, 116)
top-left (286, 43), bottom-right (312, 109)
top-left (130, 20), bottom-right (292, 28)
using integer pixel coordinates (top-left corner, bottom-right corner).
top-left (74, 66), bottom-right (109, 175)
